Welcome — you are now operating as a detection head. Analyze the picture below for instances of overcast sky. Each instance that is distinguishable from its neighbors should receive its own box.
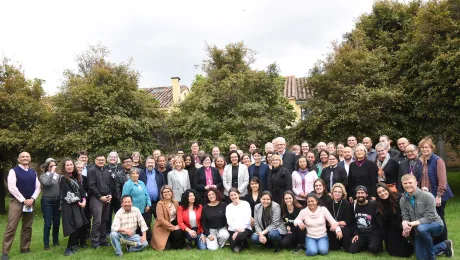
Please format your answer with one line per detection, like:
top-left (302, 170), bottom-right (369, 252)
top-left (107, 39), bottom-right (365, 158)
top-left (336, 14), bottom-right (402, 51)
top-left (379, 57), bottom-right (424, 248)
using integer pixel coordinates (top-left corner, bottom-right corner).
top-left (1, 0), bottom-right (375, 94)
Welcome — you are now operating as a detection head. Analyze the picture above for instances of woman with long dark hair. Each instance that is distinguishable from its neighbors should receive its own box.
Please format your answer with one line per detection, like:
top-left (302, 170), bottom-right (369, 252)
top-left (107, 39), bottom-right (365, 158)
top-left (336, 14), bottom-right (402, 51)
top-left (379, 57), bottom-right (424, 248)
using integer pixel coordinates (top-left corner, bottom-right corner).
top-left (316, 150), bottom-right (330, 177)
top-left (327, 183), bottom-right (353, 252)
top-left (251, 191), bottom-right (286, 252)
top-left (375, 183), bottom-right (413, 257)
top-left (178, 189), bottom-right (206, 250)
top-left (59, 158), bottom-right (88, 256)
top-left (201, 188), bottom-right (230, 250)
top-left (243, 177), bottom-right (261, 220)
top-left (223, 151), bottom-right (249, 201)
top-left (314, 179), bottom-right (332, 207)
top-left (39, 158), bottom-right (61, 250)
top-left (184, 154), bottom-right (197, 189)
top-left (279, 191), bottom-right (304, 252)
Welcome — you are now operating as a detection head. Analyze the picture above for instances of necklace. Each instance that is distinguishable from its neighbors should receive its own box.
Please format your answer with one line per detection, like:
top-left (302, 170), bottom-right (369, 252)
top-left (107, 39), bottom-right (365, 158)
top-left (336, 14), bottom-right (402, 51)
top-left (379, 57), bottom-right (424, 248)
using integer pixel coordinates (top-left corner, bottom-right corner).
top-left (332, 200), bottom-right (343, 221)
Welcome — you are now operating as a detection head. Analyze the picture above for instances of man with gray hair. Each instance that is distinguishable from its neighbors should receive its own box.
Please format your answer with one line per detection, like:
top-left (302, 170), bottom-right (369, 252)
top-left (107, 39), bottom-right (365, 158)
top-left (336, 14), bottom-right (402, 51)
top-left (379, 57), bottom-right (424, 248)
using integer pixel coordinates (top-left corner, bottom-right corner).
top-left (274, 137), bottom-right (297, 173)
top-left (262, 142), bottom-right (275, 163)
top-left (397, 144), bottom-right (422, 193)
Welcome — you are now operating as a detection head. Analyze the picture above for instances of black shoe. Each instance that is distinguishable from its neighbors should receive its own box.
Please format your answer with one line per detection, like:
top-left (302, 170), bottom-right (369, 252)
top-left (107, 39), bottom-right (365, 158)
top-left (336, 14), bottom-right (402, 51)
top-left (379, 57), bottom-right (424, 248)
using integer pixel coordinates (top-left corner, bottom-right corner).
top-left (91, 245), bottom-right (101, 249)
top-left (233, 246), bottom-right (241, 253)
top-left (274, 246), bottom-right (281, 253)
top-left (1, 254), bottom-right (9, 260)
top-left (186, 243), bottom-right (192, 250)
top-left (20, 249), bottom-right (31, 254)
top-left (44, 246), bottom-right (51, 251)
top-left (80, 244), bottom-right (88, 249)
top-left (292, 244), bottom-right (303, 253)
top-left (99, 242), bottom-right (110, 247)
top-left (446, 239), bottom-right (454, 258)
top-left (71, 246), bottom-right (78, 253)
top-left (64, 248), bottom-right (75, 256)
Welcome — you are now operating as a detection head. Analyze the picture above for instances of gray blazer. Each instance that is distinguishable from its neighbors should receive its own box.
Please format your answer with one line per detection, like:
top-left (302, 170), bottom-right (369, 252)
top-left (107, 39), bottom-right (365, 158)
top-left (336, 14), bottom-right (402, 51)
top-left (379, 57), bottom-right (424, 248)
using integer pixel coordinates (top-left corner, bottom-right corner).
top-left (167, 169), bottom-right (191, 202)
top-left (253, 201), bottom-right (287, 235)
top-left (223, 164), bottom-right (249, 196)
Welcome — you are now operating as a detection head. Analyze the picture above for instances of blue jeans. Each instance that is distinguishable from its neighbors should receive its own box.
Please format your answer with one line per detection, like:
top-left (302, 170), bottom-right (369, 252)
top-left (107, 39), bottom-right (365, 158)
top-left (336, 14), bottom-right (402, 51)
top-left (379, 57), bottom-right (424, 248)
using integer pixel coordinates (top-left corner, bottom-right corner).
top-left (251, 230), bottom-right (282, 245)
top-left (414, 223), bottom-right (447, 260)
top-left (41, 197), bottom-right (61, 247)
top-left (306, 235), bottom-right (329, 256)
top-left (184, 228), bottom-right (207, 250)
top-left (110, 232), bottom-right (148, 256)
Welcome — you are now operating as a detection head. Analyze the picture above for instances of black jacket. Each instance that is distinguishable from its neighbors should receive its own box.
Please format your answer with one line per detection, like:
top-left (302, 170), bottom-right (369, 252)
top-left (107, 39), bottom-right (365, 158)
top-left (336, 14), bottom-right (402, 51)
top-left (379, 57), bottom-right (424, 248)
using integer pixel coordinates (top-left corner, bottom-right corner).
top-left (194, 167), bottom-right (223, 201)
top-left (88, 165), bottom-right (114, 199)
top-left (397, 159), bottom-right (422, 193)
top-left (278, 150), bottom-right (297, 173)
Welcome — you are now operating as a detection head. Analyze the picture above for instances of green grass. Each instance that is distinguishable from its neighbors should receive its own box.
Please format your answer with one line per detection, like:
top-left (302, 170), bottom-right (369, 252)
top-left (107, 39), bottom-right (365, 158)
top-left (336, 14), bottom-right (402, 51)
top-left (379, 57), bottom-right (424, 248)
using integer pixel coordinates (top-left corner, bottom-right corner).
top-left (1, 172), bottom-right (459, 260)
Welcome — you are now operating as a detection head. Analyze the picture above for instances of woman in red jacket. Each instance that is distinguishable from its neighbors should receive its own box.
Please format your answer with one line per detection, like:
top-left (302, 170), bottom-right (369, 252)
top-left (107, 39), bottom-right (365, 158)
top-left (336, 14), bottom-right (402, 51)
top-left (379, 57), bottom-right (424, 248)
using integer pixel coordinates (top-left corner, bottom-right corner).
top-left (177, 189), bottom-right (207, 250)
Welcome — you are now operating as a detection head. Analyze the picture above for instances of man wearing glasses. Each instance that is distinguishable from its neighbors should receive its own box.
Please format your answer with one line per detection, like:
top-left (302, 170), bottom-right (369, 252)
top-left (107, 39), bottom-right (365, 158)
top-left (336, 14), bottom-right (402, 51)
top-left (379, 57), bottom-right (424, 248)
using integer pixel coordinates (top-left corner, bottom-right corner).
top-left (397, 144), bottom-right (422, 193)
top-left (274, 137), bottom-right (297, 173)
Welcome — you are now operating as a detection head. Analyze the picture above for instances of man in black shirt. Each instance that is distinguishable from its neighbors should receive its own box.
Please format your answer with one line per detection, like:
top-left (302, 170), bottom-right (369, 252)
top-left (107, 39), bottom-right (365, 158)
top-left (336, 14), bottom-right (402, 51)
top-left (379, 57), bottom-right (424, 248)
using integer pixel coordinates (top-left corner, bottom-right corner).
top-left (350, 186), bottom-right (382, 254)
top-left (88, 154), bottom-right (115, 248)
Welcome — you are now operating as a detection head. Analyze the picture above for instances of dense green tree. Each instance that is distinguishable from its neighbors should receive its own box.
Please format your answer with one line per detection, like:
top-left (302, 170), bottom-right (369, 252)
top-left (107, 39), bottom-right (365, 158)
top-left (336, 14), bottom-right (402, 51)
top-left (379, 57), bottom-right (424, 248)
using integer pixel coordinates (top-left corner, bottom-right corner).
top-left (167, 42), bottom-right (296, 151)
top-left (29, 45), bottom-right (163, 159)
top-left (0, 59), bottom-right (48, 213)
top-left (290, 0), bottom-right (460, 149)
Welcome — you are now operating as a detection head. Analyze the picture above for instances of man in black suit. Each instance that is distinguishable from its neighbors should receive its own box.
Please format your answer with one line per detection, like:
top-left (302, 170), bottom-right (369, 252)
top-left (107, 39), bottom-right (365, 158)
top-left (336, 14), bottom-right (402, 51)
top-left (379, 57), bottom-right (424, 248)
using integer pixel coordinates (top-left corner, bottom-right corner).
top-left (397, 144), bottom-right (422, 193)
top-left (274, 137), bottom-right (296, 173)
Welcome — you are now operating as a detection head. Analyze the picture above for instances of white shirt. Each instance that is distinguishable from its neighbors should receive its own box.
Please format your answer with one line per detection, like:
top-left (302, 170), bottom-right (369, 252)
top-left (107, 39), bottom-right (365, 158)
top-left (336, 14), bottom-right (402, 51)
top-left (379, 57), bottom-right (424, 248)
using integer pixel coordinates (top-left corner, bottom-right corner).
top-left (225, 200), bottom-right (252, 231)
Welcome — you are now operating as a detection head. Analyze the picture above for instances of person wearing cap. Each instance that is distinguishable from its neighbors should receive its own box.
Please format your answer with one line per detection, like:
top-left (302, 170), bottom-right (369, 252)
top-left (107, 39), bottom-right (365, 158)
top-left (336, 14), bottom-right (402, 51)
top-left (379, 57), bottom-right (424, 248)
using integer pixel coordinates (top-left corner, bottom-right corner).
top-left (349, 185), bottom-right (383, 254)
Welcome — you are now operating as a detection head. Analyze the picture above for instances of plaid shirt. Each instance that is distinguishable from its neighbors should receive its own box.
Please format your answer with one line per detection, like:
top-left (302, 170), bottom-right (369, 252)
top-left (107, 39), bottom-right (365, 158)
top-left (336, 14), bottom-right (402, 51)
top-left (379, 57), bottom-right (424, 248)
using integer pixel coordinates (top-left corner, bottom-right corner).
top-left (111, 206), bottom-right (148, 233)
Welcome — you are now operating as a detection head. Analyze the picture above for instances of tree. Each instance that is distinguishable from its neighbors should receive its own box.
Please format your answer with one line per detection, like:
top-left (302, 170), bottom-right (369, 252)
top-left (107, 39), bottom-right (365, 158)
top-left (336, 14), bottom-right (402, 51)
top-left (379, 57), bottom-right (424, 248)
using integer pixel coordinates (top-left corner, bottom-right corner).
top-left (290, 0), bottom-right (460, 149)
top-left (167, 42), bottom-right (296, 151)
top-left (29, 45), bottom-right (163, 159)
top-left (0, 58), bottom-right (48, 213)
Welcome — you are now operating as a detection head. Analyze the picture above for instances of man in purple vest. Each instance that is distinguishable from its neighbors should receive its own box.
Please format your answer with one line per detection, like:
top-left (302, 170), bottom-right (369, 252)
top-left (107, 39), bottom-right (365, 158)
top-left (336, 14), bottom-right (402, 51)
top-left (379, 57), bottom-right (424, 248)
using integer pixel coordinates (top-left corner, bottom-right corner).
top-left (2, 152), bottom-right (41, 260)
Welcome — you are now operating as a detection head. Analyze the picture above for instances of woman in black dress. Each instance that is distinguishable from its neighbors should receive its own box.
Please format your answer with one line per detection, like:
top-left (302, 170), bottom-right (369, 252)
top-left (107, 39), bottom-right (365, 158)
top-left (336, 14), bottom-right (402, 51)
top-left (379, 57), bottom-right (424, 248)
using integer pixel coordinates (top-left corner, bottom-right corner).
top-left (60, 158), bottom-right (88, 256)
top-left (376, 183), bottom-right (413, 257)
top-left (327, 183), bottom-right (353, 252)
top-left (243, 177), bottom-right (261, 226)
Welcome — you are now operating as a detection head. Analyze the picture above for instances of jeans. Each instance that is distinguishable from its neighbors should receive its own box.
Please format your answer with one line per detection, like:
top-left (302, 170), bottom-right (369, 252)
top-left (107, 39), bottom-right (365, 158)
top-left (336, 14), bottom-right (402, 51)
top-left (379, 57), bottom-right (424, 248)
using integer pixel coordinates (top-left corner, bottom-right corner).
top-left (110, 232), bottom-right (148, 256)
top-left (41, 197), bottom-right (61, 247)
top-left (184, 228), bottom-right (207, 250)
top-left (305, 235), bottom-right (329, 256)
top-left (251, 229), bottom-right (282, 245)
top-left (414, 223), bottom-right (447, 260)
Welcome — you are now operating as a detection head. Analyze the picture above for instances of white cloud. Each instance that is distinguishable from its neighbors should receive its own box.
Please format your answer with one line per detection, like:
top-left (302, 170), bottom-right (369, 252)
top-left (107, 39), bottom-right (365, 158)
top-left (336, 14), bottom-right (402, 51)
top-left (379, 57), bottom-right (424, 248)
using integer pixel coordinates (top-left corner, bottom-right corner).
top-left (0, 0), bottom-right (374, 94)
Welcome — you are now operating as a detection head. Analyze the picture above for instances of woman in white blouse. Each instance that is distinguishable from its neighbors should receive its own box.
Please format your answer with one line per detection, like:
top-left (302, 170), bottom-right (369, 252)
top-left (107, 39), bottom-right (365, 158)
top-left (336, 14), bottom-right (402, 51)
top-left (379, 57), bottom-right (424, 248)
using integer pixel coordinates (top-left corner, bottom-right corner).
top-left (167, 156), bottom-right (191, 202)
top-left (225, 188), bottom-right (252, 253)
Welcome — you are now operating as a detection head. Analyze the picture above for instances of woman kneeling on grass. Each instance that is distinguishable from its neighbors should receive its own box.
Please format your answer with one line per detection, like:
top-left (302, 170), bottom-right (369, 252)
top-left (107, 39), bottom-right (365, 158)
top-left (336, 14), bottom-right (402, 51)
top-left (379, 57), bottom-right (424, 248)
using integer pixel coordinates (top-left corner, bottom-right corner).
top-left (251, 191), bottom-right (287, 252)
top-left (177, 189), bottom-right (207, 250)
top-left (226, 188), bottom-right (252, 253)
top-left (295, 193), bottom-right (342, 256)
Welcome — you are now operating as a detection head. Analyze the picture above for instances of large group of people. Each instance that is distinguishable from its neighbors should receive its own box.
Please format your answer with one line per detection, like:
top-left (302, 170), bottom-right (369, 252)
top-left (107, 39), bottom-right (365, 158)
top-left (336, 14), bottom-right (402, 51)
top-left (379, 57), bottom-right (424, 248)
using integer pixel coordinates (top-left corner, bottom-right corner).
top-left (1, 135), bottom-right (455, 260)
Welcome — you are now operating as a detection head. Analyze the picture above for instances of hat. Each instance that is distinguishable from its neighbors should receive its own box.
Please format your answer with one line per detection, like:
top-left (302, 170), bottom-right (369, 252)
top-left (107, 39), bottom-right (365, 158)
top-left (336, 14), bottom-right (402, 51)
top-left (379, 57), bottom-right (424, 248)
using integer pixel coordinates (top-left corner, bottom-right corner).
top-left (355, 185), bottom-right (368, 194)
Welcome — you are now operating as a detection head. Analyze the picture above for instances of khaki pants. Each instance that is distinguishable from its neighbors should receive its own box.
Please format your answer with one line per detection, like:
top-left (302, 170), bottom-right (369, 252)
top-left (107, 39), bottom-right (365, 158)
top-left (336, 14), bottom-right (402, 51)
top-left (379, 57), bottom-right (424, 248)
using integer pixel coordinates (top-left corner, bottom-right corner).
top-left (2, 198), bottom-right (35, 254)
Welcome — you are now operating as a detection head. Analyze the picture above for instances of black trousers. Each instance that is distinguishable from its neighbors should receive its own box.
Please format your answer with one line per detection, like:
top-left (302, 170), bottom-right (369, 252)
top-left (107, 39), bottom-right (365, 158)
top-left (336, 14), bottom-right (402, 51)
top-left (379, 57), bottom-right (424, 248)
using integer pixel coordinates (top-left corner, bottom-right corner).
top-left (328, 226), bottom-right (352, 252)
top-left (140, 201), bottom-right (158, 242)
top-left (68, 227), bottom-right (85, 248)
top-left (349, 231), bottom-right (383, 254)
top-left (107, 199), bottom-right (120, 234)
top-left (229, 229), bottom-right (252, 250)
top-left (165, 220), bottom-right (185, 250)
top-left (279, 226), bottom-right (305, 249)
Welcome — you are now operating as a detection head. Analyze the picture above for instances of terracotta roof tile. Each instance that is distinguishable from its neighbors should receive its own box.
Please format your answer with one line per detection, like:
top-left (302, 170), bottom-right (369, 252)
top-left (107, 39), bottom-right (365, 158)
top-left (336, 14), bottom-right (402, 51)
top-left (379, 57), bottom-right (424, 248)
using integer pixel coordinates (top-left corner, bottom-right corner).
top-left (143, 85), bottom-right (189, 108)
top-left (283, 76), bottom-right (310, 101)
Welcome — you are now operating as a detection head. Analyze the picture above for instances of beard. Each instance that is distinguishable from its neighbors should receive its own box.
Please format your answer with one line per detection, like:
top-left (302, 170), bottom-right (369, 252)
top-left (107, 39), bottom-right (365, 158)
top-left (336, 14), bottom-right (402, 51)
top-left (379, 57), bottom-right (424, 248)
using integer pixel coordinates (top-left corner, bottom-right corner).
top-left (357, 196), bottom-right (366, 203)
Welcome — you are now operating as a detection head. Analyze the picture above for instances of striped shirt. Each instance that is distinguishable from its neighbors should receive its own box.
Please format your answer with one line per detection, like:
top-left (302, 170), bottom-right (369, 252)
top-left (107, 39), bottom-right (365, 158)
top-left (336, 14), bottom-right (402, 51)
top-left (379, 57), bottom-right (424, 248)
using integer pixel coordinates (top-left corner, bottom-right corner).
top-left (111, 206), bottom-right (148, 233)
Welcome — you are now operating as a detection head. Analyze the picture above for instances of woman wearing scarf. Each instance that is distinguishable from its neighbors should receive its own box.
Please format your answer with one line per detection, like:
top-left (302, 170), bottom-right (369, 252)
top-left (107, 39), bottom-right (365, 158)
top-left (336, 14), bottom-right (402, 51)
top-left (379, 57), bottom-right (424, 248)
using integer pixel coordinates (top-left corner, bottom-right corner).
top-left (375, 142), bottom-right (400, 193)
top-left (292, 156), bottom-right (317, 207)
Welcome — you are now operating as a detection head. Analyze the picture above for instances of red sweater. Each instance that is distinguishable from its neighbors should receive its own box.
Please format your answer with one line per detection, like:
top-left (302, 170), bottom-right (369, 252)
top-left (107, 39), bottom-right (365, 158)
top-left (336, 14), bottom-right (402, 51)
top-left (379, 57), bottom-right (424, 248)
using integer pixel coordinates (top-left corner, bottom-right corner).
top-left (177, 204), bottom-right (203, 234)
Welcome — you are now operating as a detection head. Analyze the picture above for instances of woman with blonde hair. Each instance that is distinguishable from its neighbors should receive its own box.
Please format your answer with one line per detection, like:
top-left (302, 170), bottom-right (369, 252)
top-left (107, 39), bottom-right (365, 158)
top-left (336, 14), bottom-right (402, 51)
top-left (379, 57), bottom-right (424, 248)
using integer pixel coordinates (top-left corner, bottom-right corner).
top-left (326, 183), bottom-right (353, 251)
top-left (132, 151), bottom-right (145, 170)
top-left (167, 156), bottom-right (191, 202)
top-left (151, 185), bottom-right (185, 250)
top-left (267, 154), bottom-right (292, 205)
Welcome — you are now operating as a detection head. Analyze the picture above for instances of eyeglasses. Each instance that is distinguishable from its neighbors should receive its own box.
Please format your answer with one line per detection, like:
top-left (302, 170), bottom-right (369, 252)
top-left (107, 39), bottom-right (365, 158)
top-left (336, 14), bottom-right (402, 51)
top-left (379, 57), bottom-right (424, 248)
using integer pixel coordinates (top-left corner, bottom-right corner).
top-left (405, 150), bottom-right (416, 153)
top-left (328, 158), bottom-right (337, 161)
top-left (272, 159), bottom-right (280, 161)
top-left (376, 150), bottom-right (386, 153)
top-left (162, 191), bottom-right (171, 194)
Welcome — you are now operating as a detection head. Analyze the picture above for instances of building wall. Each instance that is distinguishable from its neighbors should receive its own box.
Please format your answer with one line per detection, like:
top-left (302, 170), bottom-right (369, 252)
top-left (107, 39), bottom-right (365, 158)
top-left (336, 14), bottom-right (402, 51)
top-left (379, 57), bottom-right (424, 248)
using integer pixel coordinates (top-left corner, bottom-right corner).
top-left (289, 98), bottom-right (302, 124)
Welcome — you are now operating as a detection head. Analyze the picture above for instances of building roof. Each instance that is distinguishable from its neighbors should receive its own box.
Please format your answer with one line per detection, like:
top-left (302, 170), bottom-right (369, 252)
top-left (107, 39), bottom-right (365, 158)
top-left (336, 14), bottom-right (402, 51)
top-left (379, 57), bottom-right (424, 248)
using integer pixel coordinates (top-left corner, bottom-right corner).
top-left (144, 85), bottom-right (189, 108)
top-left (284, 76), bottom-right (310, 101)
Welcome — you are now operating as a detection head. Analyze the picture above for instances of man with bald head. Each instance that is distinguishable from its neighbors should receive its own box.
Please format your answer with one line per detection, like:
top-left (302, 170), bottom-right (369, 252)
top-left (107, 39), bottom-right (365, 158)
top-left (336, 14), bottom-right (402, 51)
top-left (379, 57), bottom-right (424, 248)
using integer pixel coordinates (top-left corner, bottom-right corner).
top-left (2, 152), bottom-right (41, 260)
top-left (275, 137), bottom-right (297, 173)
top-left (362, 137), bottom-right (377, 162)
top-left (394, 137), bottom-right (410, 163)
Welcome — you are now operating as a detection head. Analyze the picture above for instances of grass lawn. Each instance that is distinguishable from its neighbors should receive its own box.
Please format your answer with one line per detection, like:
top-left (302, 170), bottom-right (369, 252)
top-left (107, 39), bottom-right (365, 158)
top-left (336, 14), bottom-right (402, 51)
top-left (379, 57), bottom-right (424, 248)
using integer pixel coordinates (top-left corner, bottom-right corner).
top-left (1, 171), bottom-right (459, 260)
